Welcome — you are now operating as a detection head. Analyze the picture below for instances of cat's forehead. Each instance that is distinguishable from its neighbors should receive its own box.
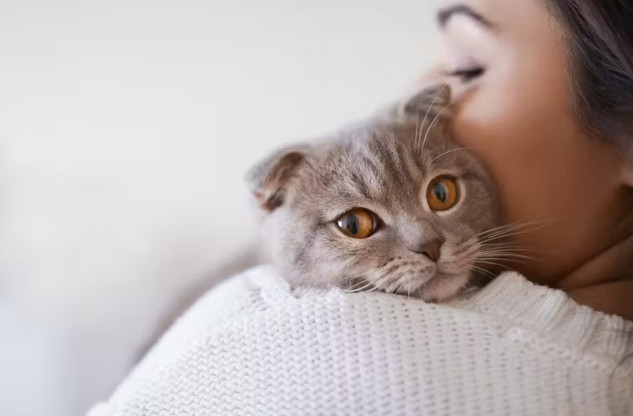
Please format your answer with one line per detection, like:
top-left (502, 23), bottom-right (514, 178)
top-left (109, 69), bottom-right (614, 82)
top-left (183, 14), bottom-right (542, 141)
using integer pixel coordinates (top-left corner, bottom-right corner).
top-left (304, 122), bottom-right (481, 204)
top-left (308, 126), bottom-right (426, 202)
top-left (323, 123), bottom-right (461, 174)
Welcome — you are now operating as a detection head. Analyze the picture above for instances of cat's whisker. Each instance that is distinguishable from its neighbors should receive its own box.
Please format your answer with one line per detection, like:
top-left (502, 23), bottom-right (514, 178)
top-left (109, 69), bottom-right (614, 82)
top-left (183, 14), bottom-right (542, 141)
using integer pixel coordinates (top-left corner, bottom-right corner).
top-left (480, 242), bottom-right (538, 250)
top-left (392, 274), bottom-right (410, 295)
top-left (453, 241), bottom-right (482, 260)
top-left (472, 267), bottom-right (496, 279)
top-left (471, 265), bottom-right (497, 280)
top-left (370, 273), bottom-right (391, 293)
top-left (480, 252), bottom-right (540, 262)
top-left (453, 235), bottom-right (537, 275)
top-left (345, 279), bottom-right (375, 293)
top-left (483, 251), bottom-right (541, 259)
top-left (477, 228), bottom-right (530, 243)
top-left (430, 147), bottom-right (478, 164)
top-left (473, 259), bottom-right (511, 270)
top-left (480, 245), bottom-right (541, 255)
top-left (362, 275), bottom-right (381, 292)
top-left (400, 283), bottom-right (409, 298)
top-left (392, 280), bottom-right (403, 296)
top-left (480, 259), bottom-right (530, 267)
top-left (478, 250), bottom-right (537, 259)
top-left (477, 224), bottom-right (555, 247)
top-left (420, 99), bottom-right (453, 154)
top-left (476, 219), bottom-right (550, 237)
top-left (477, 219), bottom-right (556, 241)
top-left (479, 248), bottom-right (522, 256)
top-left (479, 230), bottom-right (539, 244)
top-left (477, 255), bottom-right (534, 265)
top-left (414, 114), bottom-right (421, 156)
top-left (478, 246), bottom-right (539, 255)
top-left (416, 84), bottom-right (447, 157)
top-left (386, 275), bottom-right (404, 293)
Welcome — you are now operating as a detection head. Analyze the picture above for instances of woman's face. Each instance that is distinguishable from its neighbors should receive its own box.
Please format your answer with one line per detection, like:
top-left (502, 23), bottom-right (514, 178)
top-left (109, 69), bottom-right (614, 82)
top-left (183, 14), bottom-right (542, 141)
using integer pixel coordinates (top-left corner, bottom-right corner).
top-left (432, 0), bottom-right (632, 284)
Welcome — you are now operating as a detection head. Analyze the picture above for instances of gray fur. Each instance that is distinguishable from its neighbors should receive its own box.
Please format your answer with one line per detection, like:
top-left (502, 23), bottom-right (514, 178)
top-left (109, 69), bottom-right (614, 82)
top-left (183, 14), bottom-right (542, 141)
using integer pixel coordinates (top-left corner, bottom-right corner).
top-left (248, 84), bottom-right (502, 302)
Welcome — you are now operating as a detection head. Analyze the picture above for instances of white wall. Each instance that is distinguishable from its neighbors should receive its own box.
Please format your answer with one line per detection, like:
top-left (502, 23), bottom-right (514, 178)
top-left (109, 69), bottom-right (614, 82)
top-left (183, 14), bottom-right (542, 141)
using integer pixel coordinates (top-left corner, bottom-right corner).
top-left (0, 1), bottom-right (438, 414)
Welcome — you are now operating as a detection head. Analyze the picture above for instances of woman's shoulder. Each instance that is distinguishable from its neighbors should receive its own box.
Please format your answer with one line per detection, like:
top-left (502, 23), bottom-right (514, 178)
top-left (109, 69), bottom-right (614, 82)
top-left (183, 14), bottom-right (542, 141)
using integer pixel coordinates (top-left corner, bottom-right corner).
top-left (186, 265), bottom-right (633, 368)
top-left (90, 266), bottom-right (633, 416)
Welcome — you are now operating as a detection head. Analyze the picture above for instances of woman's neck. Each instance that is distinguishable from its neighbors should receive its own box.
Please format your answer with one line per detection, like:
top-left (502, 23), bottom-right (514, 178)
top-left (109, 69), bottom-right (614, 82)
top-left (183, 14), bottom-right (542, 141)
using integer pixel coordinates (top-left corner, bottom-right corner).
top-left (556, 233), bottom-right (633, 321)
top-left (567, 281), bottom-right (633, 321)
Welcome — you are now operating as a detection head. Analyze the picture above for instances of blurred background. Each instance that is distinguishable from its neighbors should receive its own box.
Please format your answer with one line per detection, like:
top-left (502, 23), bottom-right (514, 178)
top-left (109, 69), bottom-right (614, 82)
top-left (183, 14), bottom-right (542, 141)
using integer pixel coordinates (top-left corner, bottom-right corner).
top-left (0, 1), bottom-right (437, 414)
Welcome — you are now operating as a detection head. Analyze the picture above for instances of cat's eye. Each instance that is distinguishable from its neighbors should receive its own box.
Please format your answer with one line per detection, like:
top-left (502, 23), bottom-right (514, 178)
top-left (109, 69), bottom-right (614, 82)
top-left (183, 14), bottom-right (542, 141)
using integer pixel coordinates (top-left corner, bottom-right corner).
top-left (426, 177), bottom-right (459, 211)
top-left (336, 208), bottom-right (380, 239)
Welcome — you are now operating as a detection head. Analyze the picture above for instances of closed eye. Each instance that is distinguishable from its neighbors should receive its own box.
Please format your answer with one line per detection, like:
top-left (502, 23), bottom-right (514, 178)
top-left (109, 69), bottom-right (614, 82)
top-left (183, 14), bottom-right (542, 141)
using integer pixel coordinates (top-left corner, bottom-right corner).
top-left (446, 66), bottom-right (485, 82)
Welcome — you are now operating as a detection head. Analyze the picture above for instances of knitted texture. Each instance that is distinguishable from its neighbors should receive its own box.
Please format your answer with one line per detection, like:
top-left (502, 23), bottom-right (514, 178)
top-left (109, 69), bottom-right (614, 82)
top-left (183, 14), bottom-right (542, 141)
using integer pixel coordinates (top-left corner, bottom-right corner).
top-left (88, 266), bottom-right (633, 416)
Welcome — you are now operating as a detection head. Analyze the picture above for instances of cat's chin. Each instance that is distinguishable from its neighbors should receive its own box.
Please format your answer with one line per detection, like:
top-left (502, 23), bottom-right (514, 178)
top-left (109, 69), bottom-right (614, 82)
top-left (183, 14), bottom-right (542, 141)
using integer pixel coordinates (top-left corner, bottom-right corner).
top-left (358, 270), bottom-right (471, 303)
top-left (412, 272), bottom-right (471, 303)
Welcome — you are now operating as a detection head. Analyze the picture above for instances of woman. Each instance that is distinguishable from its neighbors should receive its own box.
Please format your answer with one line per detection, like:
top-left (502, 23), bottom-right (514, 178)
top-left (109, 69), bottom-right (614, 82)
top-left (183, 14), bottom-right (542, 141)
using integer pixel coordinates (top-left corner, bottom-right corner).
top-left (433, 0), bottom-right (633, 319)
top-left (89, 0), bottom-right (633, 414)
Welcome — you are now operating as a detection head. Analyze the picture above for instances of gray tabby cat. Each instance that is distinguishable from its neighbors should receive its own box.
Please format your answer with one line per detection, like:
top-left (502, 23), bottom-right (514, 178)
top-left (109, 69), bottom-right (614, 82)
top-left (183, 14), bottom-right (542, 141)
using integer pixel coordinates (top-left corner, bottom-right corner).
top-left (248, 84), bottom-right (503, 302)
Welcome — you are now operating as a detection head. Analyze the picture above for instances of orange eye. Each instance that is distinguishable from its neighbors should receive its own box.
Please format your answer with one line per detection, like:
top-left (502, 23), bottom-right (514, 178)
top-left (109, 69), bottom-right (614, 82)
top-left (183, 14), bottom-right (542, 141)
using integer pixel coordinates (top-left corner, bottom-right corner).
top-left (426, 177), bottom-right (459, 211)
top-left (336, 208), bottom-right (380, 239)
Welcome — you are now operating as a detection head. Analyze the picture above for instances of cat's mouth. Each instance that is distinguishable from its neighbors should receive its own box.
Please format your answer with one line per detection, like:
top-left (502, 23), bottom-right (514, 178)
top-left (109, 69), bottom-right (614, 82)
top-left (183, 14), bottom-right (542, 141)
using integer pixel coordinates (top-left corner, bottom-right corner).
top-left (349, 261), bottom-right (474, 302)
top-left (346, 236), bottom-right (498, 302)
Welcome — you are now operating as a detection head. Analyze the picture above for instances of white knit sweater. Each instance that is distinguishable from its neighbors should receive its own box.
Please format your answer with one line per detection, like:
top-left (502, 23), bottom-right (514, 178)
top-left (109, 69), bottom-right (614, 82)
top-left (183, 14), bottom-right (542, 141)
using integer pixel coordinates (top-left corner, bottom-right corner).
top-left (88, 266), bottom-right (633, 416)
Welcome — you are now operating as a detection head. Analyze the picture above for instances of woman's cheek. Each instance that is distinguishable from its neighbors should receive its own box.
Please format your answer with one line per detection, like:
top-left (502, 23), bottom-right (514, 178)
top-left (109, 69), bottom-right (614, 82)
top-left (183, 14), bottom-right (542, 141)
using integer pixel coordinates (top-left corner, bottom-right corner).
top-left (450, 75), bottom-right (621, 282)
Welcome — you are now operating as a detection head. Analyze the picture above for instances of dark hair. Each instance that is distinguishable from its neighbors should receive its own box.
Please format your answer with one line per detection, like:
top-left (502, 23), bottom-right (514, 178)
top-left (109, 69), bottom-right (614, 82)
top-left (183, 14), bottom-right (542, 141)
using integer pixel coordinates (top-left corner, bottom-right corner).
top-left (548, 1), bottom-right (633, 359)
top-left (546, 0), bottom-right (633, 158)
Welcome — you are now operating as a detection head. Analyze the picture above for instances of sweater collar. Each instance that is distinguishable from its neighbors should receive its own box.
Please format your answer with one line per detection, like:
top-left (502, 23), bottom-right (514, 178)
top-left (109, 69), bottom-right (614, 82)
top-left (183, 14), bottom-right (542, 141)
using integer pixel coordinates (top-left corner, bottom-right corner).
top-left (454, 272), bottom-right (633, 372)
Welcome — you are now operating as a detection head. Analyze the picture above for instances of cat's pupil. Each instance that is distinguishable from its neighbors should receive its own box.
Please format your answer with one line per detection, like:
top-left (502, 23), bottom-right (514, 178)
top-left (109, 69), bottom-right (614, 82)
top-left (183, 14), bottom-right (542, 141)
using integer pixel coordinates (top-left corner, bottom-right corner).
top-left (434, 183), bottom-right (448, 202)
top-left (347, 215), bottom-right (360, 235)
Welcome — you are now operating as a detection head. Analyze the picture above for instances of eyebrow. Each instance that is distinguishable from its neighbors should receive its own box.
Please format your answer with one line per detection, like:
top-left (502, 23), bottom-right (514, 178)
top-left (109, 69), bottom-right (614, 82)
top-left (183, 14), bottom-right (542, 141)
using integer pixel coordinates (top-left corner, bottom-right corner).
top-left (437, 4), bottom-right (494, 30)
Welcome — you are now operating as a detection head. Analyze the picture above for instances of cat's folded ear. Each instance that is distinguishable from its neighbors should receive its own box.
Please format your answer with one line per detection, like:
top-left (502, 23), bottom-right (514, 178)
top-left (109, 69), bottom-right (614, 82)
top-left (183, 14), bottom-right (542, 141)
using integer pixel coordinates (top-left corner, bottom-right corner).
top-left (247, 145), bottom-right (308, 212)
top-left (399, 83), bottom-right (453, 121)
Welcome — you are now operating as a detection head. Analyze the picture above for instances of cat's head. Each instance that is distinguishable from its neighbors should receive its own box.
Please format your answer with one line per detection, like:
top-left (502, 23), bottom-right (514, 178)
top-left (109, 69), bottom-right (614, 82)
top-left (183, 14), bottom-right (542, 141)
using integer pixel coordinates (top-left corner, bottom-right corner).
top-left (247, 84), bottom-right (502, 302)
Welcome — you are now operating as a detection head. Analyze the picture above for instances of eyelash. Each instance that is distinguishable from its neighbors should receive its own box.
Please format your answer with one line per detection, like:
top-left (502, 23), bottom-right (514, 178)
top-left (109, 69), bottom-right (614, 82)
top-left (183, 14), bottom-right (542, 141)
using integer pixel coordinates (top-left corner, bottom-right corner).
top-left (447, 66), bottom-right (485, 82)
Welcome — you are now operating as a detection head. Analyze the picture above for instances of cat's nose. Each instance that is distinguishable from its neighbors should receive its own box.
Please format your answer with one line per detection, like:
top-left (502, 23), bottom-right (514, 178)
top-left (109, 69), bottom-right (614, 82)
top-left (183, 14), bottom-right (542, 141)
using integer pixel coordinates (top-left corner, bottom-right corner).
top-left (400, 222), bottom-right (444, 261)
top-left (416, 239), bottom-right (443, 262)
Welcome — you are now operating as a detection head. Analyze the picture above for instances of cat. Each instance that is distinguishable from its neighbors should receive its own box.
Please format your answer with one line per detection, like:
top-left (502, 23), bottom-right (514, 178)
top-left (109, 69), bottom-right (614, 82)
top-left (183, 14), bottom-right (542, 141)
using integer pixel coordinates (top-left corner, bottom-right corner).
top-left (247, 84), bottom-right (505, 302)
top-left (136, 84), bottom-right (503, 361)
